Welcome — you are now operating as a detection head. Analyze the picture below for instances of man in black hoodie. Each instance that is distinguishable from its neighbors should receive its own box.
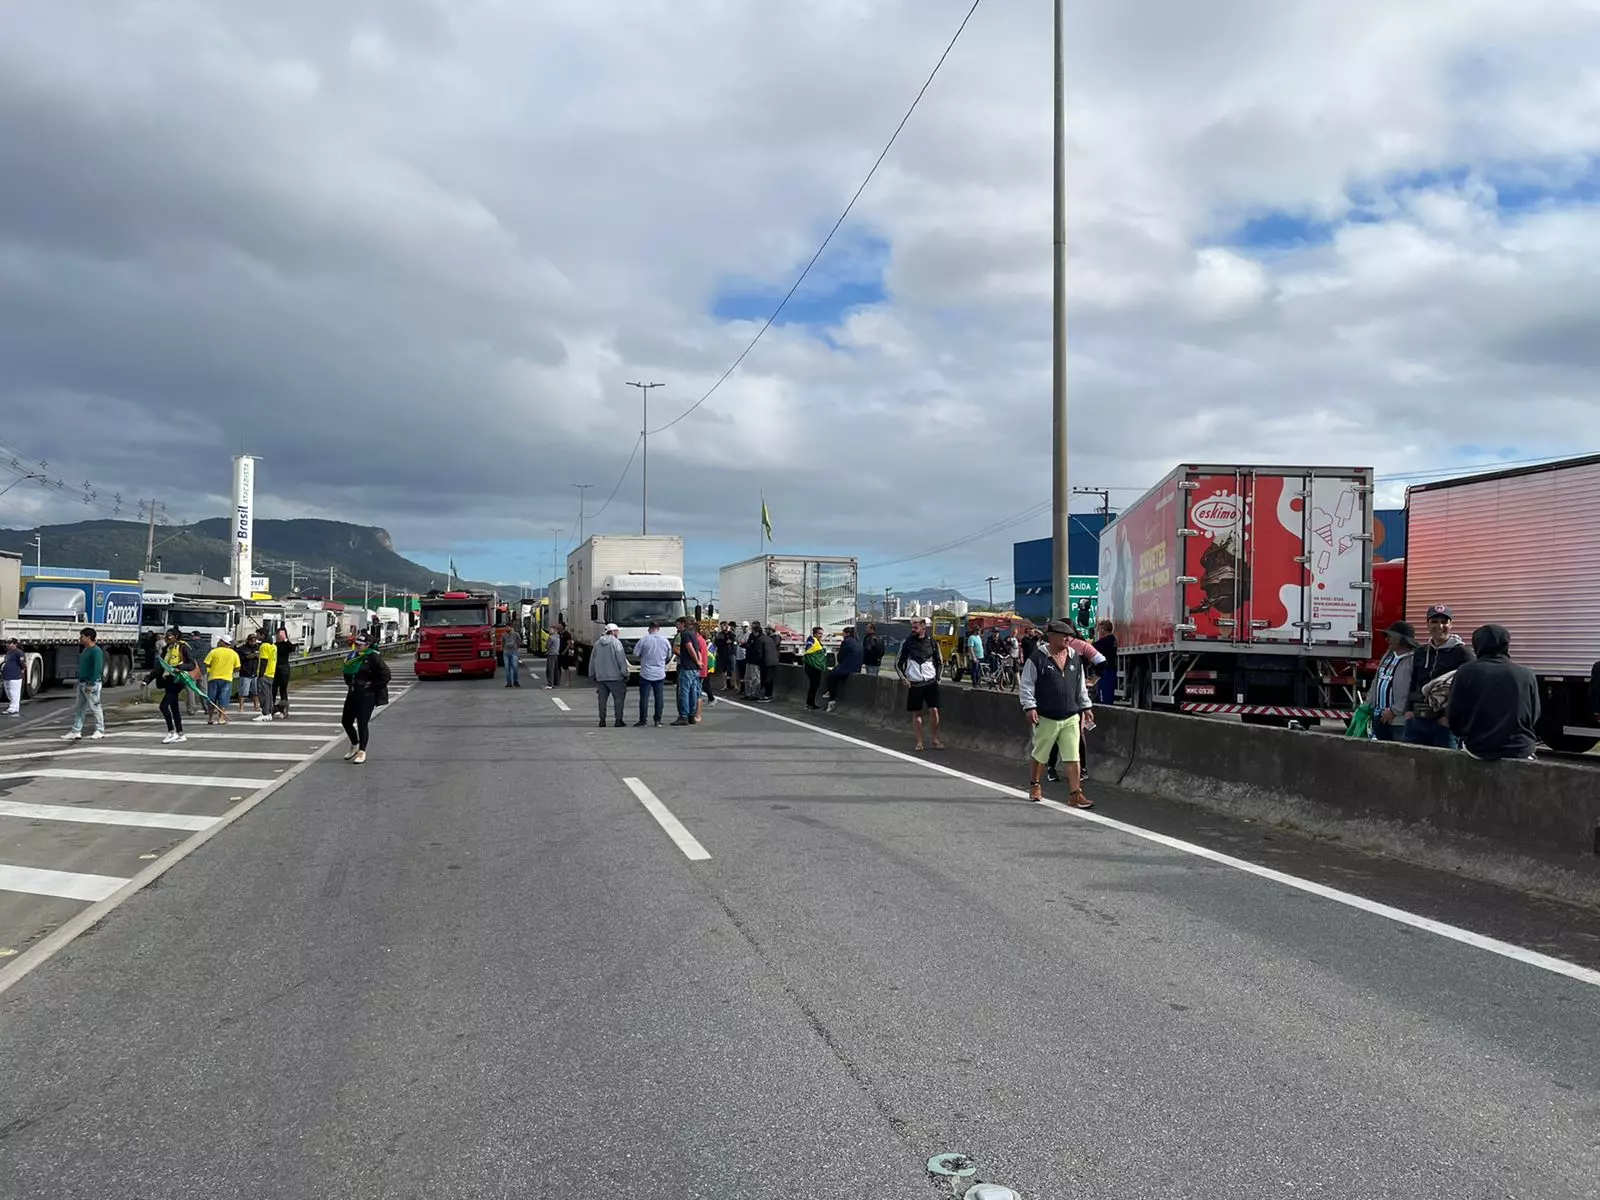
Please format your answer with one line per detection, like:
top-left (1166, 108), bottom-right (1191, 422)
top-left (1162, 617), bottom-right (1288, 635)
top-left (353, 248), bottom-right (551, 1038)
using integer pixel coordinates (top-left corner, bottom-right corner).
top-left (1406, 603), bottom-right (1475, 749)
top-left (1446, 625), bottom-right (1540, 761)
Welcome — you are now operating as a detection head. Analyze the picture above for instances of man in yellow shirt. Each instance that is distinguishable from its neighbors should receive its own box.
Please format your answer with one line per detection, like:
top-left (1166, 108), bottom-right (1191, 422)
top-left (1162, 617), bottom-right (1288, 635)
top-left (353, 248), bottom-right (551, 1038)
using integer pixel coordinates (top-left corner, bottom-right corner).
top-left (254, 636), bottom-right (279, 723)
top-left (202, 636), bottom-right (241, 725)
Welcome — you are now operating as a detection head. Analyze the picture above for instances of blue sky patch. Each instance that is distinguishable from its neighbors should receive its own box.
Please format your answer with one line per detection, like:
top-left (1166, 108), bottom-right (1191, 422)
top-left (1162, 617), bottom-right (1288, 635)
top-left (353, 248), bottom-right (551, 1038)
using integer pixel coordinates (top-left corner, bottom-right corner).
top-left (711, 231), bottom-right (889, 329)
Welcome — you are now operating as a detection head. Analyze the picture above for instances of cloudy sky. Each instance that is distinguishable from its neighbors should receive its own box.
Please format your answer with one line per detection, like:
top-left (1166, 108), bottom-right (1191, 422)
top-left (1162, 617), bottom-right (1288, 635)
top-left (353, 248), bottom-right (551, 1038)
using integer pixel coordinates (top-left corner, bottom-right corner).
top-left (2, 0), bottom-right (1598, 603)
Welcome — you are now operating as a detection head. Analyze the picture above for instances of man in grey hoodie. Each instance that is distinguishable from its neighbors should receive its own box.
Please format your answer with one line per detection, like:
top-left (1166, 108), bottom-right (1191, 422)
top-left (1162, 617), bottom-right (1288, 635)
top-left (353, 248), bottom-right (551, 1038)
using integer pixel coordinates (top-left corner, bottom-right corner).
top-left (1365, 621), bottom-right (1417, 742)
top-left (591, 622), bottom-right (630, 727)
top-left (1406, 603), bottom-right (1475, 749)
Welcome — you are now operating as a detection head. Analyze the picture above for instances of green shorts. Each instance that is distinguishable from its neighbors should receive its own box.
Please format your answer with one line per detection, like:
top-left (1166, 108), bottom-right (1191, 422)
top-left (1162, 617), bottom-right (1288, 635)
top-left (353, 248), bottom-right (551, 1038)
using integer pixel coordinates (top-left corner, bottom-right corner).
top-left (1029, 713), bottom-right (1081, 765)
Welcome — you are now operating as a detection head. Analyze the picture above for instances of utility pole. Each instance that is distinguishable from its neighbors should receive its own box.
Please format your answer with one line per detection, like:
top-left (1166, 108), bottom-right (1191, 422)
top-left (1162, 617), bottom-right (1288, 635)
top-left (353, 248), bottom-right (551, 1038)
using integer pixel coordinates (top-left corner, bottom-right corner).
top-left (626, 381), bottom-right (663, 535)
top-left (28, 534), bottom-right (42, 574)
top-left (144, 500), bottom-right (157, 571)
top-left (328, 566), bottom-right (335, 600)
top-left (364, 580), bottom-right (370, 610)
top-left (1050, 0), bottom-right (1071, 619)
top-left (289, 561), bottom-right (297, 592)
top-left (986, 576), bottom-right (999, 609)
top-left (382, 583), bottom-right (388, 605)
top-left (572, 483), bottom-right (592, 544)
top-left (1073, 485), bottom-right (1111, 519)
top-left (549, 526), bottom-right (562, 591)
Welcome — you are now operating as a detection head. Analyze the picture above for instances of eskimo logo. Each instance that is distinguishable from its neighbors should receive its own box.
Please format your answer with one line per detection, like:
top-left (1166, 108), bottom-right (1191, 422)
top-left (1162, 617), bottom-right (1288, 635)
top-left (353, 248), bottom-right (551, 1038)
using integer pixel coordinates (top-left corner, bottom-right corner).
top-left (104, 592), bottom-right (143, 626)
top-left (1192, 496), bottom-right (1242, 535)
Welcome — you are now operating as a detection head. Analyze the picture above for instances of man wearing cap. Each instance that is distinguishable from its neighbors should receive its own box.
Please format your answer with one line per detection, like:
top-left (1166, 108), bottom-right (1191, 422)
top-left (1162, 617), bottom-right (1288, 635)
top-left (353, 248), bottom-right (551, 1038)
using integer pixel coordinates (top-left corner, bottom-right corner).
top-left (1019, 619), bottom-right (1094, 806)
top-left (203, 634), bottom-right (241, 724)
top-left (1406, 603), bottom-right (1474, 748)
top-left (591, 622), bottom-right (630, 728)
top-left (1365, 620), bottom-right (1417, 742)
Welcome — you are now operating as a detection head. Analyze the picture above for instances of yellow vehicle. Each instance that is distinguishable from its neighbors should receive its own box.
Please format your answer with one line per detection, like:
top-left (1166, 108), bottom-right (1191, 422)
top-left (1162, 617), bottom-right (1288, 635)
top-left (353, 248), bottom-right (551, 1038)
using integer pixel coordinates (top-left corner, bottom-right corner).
top-left (930, 616), bottom-right (962, 669)
top-left (941, 612), bottom-right (1035, 676)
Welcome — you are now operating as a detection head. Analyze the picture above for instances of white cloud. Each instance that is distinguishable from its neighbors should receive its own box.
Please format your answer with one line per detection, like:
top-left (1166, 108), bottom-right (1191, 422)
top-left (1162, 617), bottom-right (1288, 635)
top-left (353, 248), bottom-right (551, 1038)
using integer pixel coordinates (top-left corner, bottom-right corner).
top-left (2, 0), bottom-right (1599, 594)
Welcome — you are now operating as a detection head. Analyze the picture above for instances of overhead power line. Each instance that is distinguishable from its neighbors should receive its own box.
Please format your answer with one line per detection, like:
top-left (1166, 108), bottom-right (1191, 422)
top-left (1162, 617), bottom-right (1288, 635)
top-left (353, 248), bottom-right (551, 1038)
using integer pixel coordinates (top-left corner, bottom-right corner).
top-left (581, 434), bottom-right (644, 535)
top-left (645, 0), bottom-right (986, 438)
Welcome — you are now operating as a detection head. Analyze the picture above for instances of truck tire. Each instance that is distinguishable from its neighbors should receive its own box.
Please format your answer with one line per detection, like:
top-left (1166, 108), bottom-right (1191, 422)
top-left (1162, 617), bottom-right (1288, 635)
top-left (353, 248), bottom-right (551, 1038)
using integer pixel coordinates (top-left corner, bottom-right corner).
top-left (22, 653), bottom-right (45, 699)
top-left (109, 652), bottom-right (129, 687)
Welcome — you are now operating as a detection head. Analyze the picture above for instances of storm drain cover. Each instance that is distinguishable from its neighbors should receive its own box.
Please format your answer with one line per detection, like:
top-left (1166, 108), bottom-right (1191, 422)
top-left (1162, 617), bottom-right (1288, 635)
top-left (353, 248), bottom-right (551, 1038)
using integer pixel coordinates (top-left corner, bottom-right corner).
top-left (964, 1186), bottom-right (1021, 1200)
top-left (927, 1153), bottom-right (977, 1178)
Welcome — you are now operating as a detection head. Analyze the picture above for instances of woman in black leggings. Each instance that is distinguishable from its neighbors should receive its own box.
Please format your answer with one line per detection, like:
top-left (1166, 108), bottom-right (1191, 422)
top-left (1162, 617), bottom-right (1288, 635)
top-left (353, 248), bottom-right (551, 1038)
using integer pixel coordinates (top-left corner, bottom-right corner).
top-left (340, 633), bottom-right (391, 765)
top-left (144, 627), bottom-right (195, 745)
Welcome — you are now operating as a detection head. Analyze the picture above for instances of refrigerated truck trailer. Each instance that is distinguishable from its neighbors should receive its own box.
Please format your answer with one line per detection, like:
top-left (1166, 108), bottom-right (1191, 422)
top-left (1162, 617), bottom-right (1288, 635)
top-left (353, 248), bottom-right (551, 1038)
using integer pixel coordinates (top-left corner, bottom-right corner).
top-left (1402, 454), bottom-right (1600, 753)
top-left (1098, 463), bottom-right (1375, 722)
top-left (718, 555), bottom-right (859, 661)
top-left (2, 552), bottom-right (143, 696)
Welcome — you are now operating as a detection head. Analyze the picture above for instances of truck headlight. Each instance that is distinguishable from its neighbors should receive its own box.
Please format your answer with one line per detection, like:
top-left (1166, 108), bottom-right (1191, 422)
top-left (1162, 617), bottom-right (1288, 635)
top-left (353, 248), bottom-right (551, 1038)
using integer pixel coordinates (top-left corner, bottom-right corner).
top-left (479, 649), bottom-right (493, 658)
top-left (418, 652), bottom-right (431, 660)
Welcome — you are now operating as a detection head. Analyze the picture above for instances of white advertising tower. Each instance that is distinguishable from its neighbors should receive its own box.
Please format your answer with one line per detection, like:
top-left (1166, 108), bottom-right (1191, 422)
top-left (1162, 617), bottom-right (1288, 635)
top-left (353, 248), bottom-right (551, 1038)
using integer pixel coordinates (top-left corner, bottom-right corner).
top-left (231, 455), bottom-right (255, 600)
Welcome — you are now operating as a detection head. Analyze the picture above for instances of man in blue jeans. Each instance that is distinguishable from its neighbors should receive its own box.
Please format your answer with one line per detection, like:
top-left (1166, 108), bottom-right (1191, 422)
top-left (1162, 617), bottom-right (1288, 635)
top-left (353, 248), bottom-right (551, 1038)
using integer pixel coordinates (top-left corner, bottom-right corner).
top-left (634, 620), bottom-right (672, 727)
top-left (63, 626), bottom-right (106, 741)
top-left (502, 626), bottom-right (522, 688)
top-left (672, 617), bottom-right (704, 726)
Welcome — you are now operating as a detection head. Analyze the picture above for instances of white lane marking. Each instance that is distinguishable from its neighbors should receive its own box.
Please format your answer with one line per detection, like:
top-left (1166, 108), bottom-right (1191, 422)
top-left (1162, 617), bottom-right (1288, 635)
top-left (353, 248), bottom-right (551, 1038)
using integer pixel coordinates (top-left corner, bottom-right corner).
top-left (725, 700), bottom-right (1600, 991)
top-left (121, 732), bottom-right (331, 742)
top-left (0, 799), bottom-right (219, 832)
top-left (0, 747), bottom-right (310, 763)
top-left (124, 718), bottom-right (344, 728)
top-left (0, 769), bottom-right (275, 789)
top-left (622, 777), bottom-right (711, 862)
top-left (0, 683), bottom-right (416, 998)
top-left (0, 863), bottom-right (127, 902)
top-left (551, 697), bottom-right (571, 712)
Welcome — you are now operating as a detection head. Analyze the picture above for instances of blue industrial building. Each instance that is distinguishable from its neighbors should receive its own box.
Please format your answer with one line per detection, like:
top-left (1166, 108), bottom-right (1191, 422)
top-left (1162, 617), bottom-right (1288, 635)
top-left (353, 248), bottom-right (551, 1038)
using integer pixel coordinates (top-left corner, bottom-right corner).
top-left (1014, 508), bottom-right (1407, 623)
top-left (1012, 513), bottom-right (1112, 623)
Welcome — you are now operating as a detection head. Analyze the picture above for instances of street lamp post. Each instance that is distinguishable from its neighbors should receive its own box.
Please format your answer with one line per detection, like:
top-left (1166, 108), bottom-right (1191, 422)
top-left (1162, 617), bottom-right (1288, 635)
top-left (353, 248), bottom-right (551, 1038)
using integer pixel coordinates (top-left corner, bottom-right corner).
top-left (572, 483), bottom-right (592, 544)
top-left (626, 381), bottom-right (663, 535)
top-left (28, 534), bottom-right (41, 574)
top-left (1050, 0), bottom-right (1070, 618)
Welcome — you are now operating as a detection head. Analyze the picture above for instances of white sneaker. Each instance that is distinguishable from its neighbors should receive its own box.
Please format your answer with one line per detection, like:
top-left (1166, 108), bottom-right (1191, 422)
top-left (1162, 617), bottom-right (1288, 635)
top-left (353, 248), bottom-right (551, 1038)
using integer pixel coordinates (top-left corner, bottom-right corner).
top-left (343, 744), bottom-right (359, 761)
top-left (61, 731), bottom-right (81, 741)
top-left (352, 750), bottom-right (366, 765)
top-left (162, 732), bottom-right (178, 744)
top-left (88, 729), bottom-right (104, 740)
top-left (252, 714), bottom-right (271, 723)
top-left (172, 734), bottom-right (187, 744)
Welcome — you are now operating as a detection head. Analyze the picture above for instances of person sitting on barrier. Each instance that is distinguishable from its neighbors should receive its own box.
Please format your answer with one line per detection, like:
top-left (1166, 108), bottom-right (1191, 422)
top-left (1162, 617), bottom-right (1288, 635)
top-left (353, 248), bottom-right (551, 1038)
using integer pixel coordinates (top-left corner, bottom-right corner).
top-left (1446, 624), bottom-right (1539, 762)
top-left (1020, 619), bottom-right (1095, 807)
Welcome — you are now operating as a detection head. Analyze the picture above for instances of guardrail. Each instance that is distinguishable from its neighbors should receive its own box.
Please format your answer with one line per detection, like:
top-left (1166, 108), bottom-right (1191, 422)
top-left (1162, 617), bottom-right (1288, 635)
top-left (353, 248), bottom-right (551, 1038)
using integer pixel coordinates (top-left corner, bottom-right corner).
top-left (285, 641), bottom-right (418, 670)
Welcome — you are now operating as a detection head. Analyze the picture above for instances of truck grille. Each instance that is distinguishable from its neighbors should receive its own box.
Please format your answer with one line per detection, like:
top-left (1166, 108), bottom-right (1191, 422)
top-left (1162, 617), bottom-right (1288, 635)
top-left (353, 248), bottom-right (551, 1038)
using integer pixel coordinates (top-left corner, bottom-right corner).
top-left (429, 635), bottom-right (482, 663)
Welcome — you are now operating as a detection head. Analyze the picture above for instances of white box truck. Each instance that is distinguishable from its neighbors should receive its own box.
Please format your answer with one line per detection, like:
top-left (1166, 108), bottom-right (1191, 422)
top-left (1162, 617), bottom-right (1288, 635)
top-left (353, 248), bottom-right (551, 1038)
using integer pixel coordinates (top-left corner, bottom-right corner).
top-left (565, 536), bottom-right (688, 674)
top-left (719, 555), bottom-right (859, 661)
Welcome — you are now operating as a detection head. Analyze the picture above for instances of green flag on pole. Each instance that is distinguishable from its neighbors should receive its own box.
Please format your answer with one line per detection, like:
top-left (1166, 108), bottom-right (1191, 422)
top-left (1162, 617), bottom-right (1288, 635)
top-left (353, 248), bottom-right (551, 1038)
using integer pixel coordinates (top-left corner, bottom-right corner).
top-left (761, 498), bottom-right (773, 543)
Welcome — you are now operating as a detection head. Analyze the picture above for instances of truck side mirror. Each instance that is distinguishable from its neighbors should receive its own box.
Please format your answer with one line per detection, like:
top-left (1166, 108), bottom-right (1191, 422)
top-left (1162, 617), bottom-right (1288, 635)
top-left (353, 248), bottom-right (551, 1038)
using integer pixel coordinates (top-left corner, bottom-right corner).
top-left (589, 604), bottom-right (598, 621)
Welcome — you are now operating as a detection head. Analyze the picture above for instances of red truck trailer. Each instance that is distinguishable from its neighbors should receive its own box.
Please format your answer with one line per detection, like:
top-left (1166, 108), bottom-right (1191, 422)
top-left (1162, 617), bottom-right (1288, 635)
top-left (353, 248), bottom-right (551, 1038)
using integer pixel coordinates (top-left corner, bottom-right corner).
top-left (1402, 454), bottom-right (1600, 753)
top-left (1098, 463), bottom-right (1375, 722)
top-left (414, 590), bottom-right (502, 680)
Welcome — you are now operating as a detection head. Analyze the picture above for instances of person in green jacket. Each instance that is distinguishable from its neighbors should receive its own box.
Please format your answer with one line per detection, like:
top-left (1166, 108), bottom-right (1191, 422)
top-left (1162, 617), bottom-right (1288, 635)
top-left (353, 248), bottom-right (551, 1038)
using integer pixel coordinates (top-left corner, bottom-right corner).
top-left (63, 626), bottom-right (106, 741)
top-left (803, 626), bottom-right (828, 710)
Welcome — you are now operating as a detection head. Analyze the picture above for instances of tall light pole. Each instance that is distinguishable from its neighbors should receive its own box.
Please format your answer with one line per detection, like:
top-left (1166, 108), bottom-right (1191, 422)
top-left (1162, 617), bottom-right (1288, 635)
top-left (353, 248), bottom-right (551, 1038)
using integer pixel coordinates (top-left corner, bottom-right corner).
top-left (549, 526), bottom-right (562, 589)
top-left (572, 482), bottom-right (592, 544)
top-left (626, 381), bottom-right (663, 535)
top-left (28, 533), bottom-right (41, 574)
top-left (1050, 0), bottom-right (1071, 618)
top-left (986, 575), bottom-right (999, 609)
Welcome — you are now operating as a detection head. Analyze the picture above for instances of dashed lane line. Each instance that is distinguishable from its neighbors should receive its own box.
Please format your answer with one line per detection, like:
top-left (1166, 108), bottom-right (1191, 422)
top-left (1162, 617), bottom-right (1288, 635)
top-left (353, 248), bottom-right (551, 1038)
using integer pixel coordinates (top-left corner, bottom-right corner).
top-left (622, 777), bottom-right (711, 862)
top-left (0, 800), bottom-right (219, 832)
top-left (551, 697), bottom-right (571, 712)
top-left (0, 864), bottom-right (127, 903)
top-left (0, 769), bottom-right (276, 789)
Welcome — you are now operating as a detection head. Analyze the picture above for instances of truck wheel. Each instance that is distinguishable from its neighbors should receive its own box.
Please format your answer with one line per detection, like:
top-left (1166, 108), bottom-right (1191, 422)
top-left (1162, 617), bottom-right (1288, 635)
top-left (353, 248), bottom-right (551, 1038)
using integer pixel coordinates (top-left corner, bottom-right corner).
top-left (110, 653), bottom-right (130, 687)
top-left (22, 653), bottom-right (45, 699)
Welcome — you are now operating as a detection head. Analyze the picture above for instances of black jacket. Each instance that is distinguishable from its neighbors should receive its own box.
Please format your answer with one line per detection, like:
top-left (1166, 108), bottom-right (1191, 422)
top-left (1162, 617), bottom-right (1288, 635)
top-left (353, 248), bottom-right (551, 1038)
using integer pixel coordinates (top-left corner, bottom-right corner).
top-left (1408, 635), bottom-right (1474, 715)
top-left (757, 633), bottom-right (780, 668)
top-left (861, 634), bottom-right (884, 666)
top-left (1445, 625), bottom-right (1540, 761)
top-left (345, 651), bottom-right (392, 704)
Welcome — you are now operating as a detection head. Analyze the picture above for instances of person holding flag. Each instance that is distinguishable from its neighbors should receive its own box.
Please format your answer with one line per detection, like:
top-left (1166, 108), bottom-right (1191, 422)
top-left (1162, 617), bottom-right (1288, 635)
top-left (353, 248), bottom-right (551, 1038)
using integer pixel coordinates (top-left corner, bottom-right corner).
top-left (340, 632), bottom-right (391, 765)
top-left (145, 627), bottom-right (198, 744)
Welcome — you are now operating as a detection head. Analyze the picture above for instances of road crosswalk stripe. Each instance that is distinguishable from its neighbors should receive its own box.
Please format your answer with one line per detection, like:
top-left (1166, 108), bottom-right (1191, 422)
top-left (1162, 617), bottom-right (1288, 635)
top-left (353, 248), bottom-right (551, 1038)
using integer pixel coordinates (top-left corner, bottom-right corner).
top-left (0, 769), bottom-right (276, 789)
top-left (0, 747), bottom-right (310, 763)
top-left (0, 863), bottom-right (127, 902)
top-left (0, 800), bottom-right (220, 831)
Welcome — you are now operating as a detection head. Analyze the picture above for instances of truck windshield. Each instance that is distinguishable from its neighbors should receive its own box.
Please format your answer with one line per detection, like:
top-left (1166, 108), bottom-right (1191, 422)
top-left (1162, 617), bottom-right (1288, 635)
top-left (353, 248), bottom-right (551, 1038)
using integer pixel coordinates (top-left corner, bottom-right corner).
top-left (171, 607), bottom-right (231, 629)
top-left (608, 596), bottom-right (687, 627)
top-left (421, 605), bottom-right (489, 628)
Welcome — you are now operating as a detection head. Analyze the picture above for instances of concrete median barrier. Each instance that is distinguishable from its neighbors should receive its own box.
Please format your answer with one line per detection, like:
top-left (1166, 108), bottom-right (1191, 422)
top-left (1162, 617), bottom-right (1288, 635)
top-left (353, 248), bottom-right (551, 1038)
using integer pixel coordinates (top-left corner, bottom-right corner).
top-left (768, 666), bottom-right (1600, 866)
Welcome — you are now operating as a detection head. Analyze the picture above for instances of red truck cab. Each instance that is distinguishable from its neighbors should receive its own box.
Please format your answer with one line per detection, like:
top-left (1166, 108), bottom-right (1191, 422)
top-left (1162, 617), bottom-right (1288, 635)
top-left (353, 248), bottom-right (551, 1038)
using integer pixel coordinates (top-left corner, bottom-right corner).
top-left (414, 591), bottom-right (500, 680)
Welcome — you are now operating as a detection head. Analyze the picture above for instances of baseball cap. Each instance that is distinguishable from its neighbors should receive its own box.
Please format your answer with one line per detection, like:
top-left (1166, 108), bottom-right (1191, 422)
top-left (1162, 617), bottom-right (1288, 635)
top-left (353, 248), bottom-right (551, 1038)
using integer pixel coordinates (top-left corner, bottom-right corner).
top-left (219, 634), bottom-right (233, 645)
top-left (1425, 604), bottom-right (1453, 621)
top-left (605, 622), bottom-right (619, 633)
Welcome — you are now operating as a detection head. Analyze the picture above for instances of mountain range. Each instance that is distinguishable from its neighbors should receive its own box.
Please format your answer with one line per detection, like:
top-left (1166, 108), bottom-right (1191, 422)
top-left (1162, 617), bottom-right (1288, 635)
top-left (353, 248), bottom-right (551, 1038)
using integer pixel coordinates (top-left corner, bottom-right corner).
top-left (0, 518), bottom-right (490, 599)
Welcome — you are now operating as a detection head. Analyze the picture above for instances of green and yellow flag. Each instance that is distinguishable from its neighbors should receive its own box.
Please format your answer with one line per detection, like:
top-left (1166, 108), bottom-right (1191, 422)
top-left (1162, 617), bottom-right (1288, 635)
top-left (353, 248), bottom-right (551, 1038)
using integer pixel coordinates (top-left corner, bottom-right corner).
top-left (761, 498), bottom-right (773, 543)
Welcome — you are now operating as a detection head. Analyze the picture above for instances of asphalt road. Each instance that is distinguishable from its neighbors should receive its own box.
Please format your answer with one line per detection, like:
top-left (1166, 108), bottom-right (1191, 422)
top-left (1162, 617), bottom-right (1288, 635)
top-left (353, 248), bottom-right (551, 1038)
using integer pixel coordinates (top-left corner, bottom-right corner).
top-left (1, 673), bottom-right (1597, 1198)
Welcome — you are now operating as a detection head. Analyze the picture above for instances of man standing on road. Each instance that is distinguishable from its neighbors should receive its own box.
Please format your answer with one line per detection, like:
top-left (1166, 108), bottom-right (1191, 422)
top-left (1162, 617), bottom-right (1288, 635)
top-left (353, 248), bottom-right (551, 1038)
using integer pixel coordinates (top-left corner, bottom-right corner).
top-left (3, 636), bottom-right (23, 717)
top-left (236, 633), bottom-right (259, 714)
top-left (802, 626), bottom-right (828, 710)
top-left (826, 626), bottom-right (862, 714)
top-left (1406, 603), bottom-right (1474, 748)
top-left (253, 632), bottom-right (278, 723)
top-left (272, 628), bottom-right (296, 719)
top-left (1020, 619), bottom-right (1094, 807)
top-left (757, 621), bottom-right (780, 701)
top-left (591, 622), bottom-right (629, 728)
top-left (634, 620), bottom-right (671, 727)
top-left (672, 616), bottom-right (705, 726)
top-left (545, 623), bottom-right (564, 689)
top-left (63, 626), bottom-right (106, 742)
top-left (502, 624), bottom-right (522, 688)
top-left (862, 623), bottom-right (885, 677)
top-left (896, 617), bottom-right (944, 752)
top-left (203, 635), bottom-right (240, 725)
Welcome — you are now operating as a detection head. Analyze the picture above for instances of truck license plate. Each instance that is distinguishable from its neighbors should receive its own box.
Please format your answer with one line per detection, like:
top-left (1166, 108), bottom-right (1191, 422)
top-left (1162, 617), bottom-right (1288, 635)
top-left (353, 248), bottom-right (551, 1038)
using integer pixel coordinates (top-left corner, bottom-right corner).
top-left (448, 666), bottom-right (462, 674)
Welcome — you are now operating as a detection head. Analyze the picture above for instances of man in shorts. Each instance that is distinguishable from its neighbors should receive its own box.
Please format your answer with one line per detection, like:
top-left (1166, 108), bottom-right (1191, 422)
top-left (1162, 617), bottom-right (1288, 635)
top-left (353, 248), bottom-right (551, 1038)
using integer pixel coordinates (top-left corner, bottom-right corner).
top-left (895, 616), bottom-right (944, 751)
top-left (1020, 618), bottom-right (1095, 808)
